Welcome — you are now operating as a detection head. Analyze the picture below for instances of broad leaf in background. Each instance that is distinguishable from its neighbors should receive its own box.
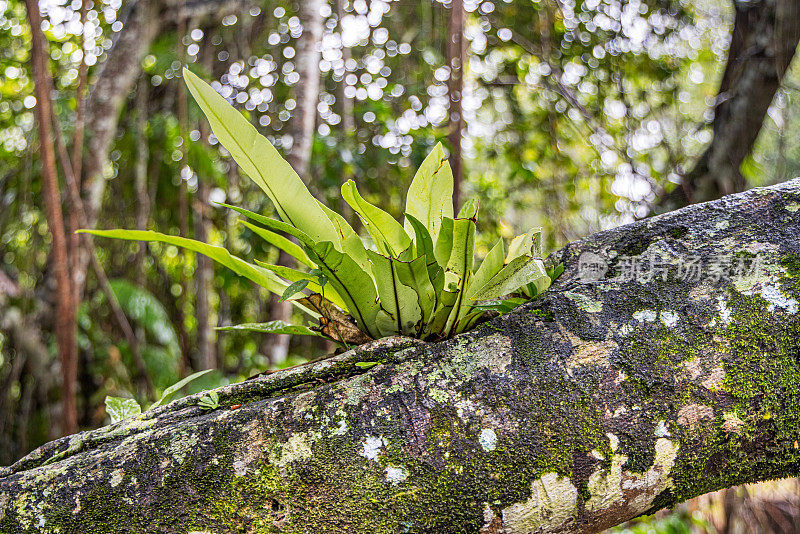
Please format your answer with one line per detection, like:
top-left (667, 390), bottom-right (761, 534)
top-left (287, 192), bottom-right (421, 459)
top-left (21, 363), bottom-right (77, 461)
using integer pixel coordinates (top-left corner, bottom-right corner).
top-left (105, 397), bottom-right (141, 424)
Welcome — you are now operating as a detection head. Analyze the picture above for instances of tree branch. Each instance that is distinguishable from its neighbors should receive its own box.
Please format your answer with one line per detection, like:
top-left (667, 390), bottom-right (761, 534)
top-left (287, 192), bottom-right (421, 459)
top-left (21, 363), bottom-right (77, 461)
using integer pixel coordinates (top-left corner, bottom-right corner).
top-left (2, 179), bottom-right (800, 532)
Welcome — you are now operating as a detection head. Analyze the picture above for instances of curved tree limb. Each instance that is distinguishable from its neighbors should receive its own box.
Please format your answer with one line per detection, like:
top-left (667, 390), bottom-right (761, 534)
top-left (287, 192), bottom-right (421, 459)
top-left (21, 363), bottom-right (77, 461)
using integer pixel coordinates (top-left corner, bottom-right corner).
top-left (2, 179), bottom-right (800, 532)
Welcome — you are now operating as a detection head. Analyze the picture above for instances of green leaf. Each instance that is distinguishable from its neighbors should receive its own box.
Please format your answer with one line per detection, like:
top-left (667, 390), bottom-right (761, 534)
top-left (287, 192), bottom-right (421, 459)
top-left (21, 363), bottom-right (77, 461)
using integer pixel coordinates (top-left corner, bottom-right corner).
top-left (310, 241), bottom-right (381, 339)
top-left (80, 229), bottom-right (289, 297)
top-left (221, 204), bottom-right (317, 249)
top-left (238, 217), bottom-right (314, 268)
top-left (404, 142), bottom-right (454, 242)
top-left (341, 179), bottom-right (411, 257)
top-left (425, 287), bottom-right (459, 336)
top-left (198, 391), bottom-right (219, 410)
top-left (443, 217), bottom-right (476, 335)
top-left (456, 198), bottom-right (479, 219)
top-left (469, 256), bottom-right (550, 302)
top-left (252, 258), bottom-right (347, 310)
top-left (183, 69), bottom-right (340, 246)
top-left (281, 279), bottom-right (309, 301)
top-left (507, 227), bottom-right (542, 263)
top-left (367, 250), bottom-right (423, 336)
top-left (316, 200), bottom-right (371, 272)
top-left (151, 369), bottom-right (215, 408)
top-left (468, 238), bottom-right (505, 300)
top-left (105, 396), bottom-right (141, 424)
top-left (472, 297), bottom-right (528, 313)
top-left (394, 255), bottom-right (437, 327)
top-left (216, 320), bottom-right (323, 337)
top-left (433, 217), bottom-right (454, 270)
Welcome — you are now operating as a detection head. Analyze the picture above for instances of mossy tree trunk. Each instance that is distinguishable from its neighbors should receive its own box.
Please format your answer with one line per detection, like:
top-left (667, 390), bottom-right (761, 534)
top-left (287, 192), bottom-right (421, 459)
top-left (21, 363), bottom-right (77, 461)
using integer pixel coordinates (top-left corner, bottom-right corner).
top-left (2, 180), bottom-right (800, 533)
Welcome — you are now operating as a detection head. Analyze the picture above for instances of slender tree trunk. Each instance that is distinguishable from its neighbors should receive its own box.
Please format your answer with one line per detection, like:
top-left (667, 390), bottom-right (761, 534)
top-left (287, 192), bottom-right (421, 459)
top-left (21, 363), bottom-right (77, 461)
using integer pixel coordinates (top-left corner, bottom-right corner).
top-left (335, 0), bottom-right (356, 225)
top-left (77, 0), bottom-right (161, 299)
top-left (447, 0), bottom-right (466, 211)
top-left (24, 0), bottom-right (78, 436)
top-left (267, 0), bottom-right (324, 365)
top-left (68, 0), bottom-right (89, 309)
top-left (194, 119), bottom-right (216, 370)
top-left (134, 77), bottom-right (150, 285)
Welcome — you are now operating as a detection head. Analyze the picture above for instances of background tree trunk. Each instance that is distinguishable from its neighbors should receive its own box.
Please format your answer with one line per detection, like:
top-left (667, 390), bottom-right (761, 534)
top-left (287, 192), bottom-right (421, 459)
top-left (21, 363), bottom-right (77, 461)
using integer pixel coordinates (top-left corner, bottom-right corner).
top-left (267, 0), bottom-right (325, 365)
top-left (659, 0), bottom-right (800, 209)
top-left (3, 179), bottom-right (800, 533)
top-left (447, 0), bottom-right (466, 211)
top-left (24, 0), bottom-right (78, 437)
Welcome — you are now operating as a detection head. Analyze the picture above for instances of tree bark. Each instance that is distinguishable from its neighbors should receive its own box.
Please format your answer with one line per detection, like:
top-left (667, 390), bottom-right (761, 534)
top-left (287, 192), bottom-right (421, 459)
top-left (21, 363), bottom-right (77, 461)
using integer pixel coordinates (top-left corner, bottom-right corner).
top-left (267, 0), bottom-right (324, 365)
top-left (447, 0), bottom-right (466, 211)
top-left (3, 179), bottom-right (800, 532)
top-left (659, 0), bottom-right (800, 209)
top-left (24, 0), bottom-right (78, 437)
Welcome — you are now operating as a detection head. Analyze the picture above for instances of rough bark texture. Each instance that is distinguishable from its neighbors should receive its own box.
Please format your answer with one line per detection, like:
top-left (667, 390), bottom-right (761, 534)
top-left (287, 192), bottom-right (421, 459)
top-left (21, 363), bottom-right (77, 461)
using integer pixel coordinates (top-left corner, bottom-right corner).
top-left (660, 0), bottom-right (800, 209)
top-left (2, 179), bottom-right (800, 533)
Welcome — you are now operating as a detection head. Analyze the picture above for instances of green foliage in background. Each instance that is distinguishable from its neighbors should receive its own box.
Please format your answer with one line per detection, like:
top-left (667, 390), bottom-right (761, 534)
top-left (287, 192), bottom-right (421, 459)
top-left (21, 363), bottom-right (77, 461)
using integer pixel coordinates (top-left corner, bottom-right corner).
top-left (84, 70), bottom-right (556, 346)
top-left (104, 369), bottom-right (213, 424)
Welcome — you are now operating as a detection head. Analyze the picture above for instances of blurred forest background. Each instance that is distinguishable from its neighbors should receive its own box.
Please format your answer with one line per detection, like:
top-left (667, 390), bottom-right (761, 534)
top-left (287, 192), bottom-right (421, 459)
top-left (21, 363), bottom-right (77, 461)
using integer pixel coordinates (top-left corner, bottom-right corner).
top-left (1, 0), bottom-right (799, 530)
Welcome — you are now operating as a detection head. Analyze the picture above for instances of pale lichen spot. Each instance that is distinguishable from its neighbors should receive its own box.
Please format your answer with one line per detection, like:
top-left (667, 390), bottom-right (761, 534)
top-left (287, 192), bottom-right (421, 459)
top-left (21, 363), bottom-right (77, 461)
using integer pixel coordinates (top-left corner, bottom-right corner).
top-left (717, 297), bottom-right (732, 325)
top-left (331, 419), bottom-right (349, 436)
top-left (760, 284), bottom-right (799, 314)
top-left (660, 311), bottom-right (678, 328)
top-left (385, 465), bottom-right (409, 484)
top-left (715, 220), bottom-right (730, 230)
top-left (701, 367), bottom-right (726, 391)
top-left (588, 438), bottom-right (679, 515)
top-left (270, 432), bottom-right (314, 468)
top-left (360, 435), bottom-right (387, 461)
top-left (567, 340), bottom-right (618, 369)
top-left (654, 420), bottom-right (670, 437)
top-left (633, 310), bottom-right (657, 323)
top-left (786, 202), bottom-right (800, 212)
top-left (479, 428), bottom-right (498, 452)
top-left (565, 291), bottom-right (603, 313)
top-left (109, 468), bottom-right (125, 488)
top-left (501, 473), bottom-right (578, 533)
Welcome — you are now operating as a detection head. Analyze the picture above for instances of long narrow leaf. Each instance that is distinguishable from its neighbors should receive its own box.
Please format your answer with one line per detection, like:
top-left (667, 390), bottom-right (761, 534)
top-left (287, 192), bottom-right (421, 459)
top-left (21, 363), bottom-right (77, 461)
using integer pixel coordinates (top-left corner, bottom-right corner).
top-left (467, 238), bottom-right (505, 300)
top-left (341, 179), bottom-right (411, 256)
top-left (469, 255), bottom-right (549, 301)
top-left (183, 69), bottom-right (340, 246)
top-left (316, 200), bottom-right (371, 272)
top-left (80, 229), bottom-right (287, 295)
top-left (403, 142), bottom-right (453, 242)
top-left (239, 219), bottom-right (314, 268)
top-left (151, 369), bottom-right (214, 408)
top-left (254, 259), bottom-right (348, 310)
top-left (443, 217), bottom-right (476, 335)
top-left (216, 321), bottom-right (323, 338)
top-left (394, 255), bottom-right (437, 327)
